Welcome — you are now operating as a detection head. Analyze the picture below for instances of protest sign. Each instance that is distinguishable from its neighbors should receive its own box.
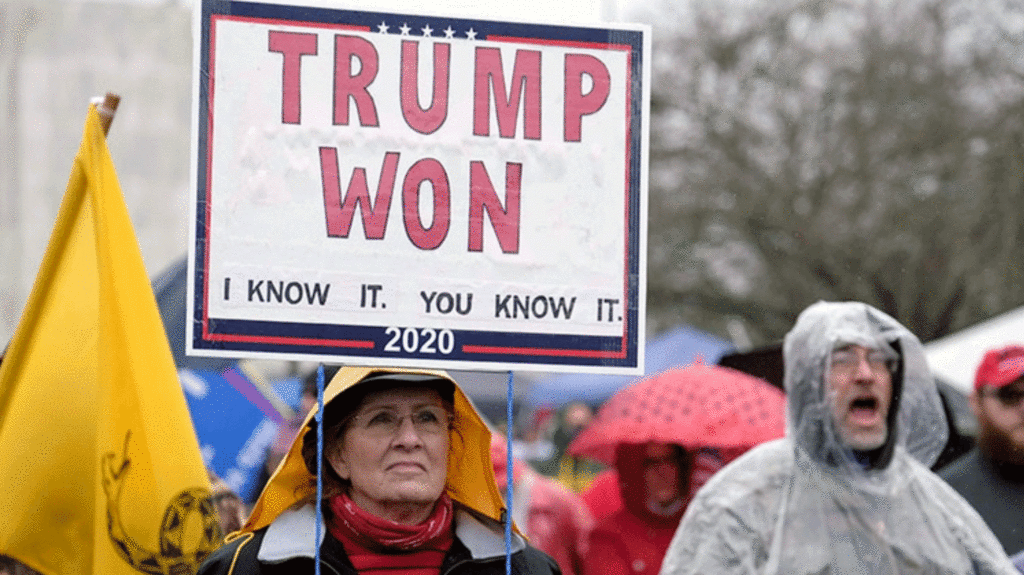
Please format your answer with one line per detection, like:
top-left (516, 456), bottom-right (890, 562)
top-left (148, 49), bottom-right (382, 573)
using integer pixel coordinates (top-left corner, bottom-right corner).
top-left (189, 0), bottom-right (650, 373)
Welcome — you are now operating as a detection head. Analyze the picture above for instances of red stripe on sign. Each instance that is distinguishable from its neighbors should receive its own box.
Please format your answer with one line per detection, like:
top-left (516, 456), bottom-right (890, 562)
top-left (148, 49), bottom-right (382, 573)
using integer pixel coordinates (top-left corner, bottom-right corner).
top-left (462, 345), bottom-right (627, 359)
top-left (206, 332), bottom-right (376, 349)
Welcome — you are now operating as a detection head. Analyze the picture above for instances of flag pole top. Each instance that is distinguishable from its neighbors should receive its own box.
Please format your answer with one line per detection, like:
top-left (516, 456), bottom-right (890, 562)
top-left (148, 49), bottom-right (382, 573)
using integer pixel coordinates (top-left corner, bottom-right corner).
top-left (92, 92), bottom-right (121, 136)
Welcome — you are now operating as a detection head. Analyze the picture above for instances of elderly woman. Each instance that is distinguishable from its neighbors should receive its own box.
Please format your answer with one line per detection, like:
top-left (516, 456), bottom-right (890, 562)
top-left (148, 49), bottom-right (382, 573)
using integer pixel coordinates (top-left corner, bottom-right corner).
top-left (197, 367), bottom-right (559, 575)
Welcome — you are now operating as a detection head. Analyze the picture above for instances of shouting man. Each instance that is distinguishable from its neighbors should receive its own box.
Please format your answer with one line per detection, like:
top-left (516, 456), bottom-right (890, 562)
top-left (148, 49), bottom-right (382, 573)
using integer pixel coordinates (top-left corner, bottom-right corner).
top-left (659, 301), bottom-right (1018, 575)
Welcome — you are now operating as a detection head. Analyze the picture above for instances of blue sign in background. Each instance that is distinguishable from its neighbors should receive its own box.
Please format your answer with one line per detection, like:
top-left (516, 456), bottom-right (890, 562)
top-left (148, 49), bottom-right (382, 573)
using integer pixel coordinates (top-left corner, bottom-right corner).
top-left (179, 367), bottom-right (290, 503)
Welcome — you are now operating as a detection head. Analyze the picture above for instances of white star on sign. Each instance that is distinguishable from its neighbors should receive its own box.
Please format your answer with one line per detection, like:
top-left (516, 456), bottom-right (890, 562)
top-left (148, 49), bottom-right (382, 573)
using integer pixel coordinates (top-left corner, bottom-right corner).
top-left (444, 26), bottom-right (456, 38)
top-left (377, 21), bottom-right (389, 33)
top-left (421, 24), bottom-right (433, 36)
top-left (400, 23), bottom-right (411, 35)
top-left (466, 28), bottom-right (477, 40)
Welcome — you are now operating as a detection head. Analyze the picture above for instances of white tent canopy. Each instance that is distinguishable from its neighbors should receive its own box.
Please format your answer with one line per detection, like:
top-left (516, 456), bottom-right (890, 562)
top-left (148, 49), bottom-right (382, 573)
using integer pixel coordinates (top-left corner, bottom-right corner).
top-left (924, 306), bottom-right (1024, 396)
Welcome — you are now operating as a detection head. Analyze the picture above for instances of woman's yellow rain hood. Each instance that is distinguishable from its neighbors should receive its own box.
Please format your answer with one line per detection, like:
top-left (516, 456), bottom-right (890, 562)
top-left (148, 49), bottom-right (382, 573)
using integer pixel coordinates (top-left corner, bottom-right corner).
top-left (241, 366), bottom-right (507, 533)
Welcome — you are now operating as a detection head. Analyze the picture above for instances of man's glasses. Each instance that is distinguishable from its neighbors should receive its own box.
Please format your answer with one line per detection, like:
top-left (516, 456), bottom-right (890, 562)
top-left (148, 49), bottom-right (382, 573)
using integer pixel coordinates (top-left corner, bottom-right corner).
top-left (349, 405), bottom-right (452, 438)
top-left (829, 347), bottom-right (896, 375)
top-left (981, 386), bottom-right (1024, 408)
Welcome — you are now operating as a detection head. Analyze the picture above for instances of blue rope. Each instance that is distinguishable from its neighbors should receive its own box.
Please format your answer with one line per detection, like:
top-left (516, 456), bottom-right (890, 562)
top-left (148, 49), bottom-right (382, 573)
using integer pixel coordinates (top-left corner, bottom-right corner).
top-left (505, 370), bottom-right (514, 575)
top-left (315, 365), bottom-right (325, 575)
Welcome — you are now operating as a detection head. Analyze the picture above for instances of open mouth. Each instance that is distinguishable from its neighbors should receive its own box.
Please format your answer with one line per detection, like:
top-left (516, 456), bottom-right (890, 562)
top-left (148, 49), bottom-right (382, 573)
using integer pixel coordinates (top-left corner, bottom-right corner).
top-left (848, 397), bottom-right (881, 424)
top-left (851, 397), bottom-right (877, 410)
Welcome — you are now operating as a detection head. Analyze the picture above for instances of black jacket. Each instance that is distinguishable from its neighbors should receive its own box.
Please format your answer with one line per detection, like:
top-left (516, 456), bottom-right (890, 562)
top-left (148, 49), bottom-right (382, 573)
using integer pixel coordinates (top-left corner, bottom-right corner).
top-left (939, 448), bottom-right (1024, 556)
top-left (197, 505), bottom-right (560, 575)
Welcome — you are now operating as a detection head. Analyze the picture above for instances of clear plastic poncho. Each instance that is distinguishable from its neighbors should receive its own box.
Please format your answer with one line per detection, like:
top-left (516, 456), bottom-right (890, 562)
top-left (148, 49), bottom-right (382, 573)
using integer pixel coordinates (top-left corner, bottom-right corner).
top-left (659, 301), bottom-right (1018, 575)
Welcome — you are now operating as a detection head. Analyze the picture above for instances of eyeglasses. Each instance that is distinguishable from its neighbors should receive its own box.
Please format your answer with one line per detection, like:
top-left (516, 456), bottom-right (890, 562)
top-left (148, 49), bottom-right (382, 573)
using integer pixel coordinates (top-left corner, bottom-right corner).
top-left (348, 405), bottom-right (452, 438)
top-left (829, 348), bottom-right (896, 375)
top-left (981, 386), bottom-right (1024, 408)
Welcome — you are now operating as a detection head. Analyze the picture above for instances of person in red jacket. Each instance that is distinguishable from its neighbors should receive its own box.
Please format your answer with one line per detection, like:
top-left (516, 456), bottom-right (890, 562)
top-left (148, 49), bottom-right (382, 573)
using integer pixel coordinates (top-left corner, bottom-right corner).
top-left (580, 444), bottom-right (742, 526)
top-left (583, 443), bottom-right (724, 575)
top-left (490, 436), bottom-right (594, 575)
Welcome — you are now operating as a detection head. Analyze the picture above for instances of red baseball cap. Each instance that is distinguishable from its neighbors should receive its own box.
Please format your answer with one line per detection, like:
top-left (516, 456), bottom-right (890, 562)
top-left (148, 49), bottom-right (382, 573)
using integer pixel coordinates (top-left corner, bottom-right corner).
top-left (974, 345), bottom-right (1024, 391)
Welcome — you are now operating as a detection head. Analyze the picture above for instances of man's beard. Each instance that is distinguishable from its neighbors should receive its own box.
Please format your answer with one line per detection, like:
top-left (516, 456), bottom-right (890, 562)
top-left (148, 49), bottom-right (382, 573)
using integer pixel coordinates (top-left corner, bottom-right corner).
top-left (976, 417), bottom-right (1024, 466)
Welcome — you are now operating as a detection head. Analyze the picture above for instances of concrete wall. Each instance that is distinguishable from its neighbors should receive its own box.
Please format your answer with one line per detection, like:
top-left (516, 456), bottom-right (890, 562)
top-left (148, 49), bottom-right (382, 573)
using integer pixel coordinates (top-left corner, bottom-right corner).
top-left (0, 0), bottom-right (193, 344)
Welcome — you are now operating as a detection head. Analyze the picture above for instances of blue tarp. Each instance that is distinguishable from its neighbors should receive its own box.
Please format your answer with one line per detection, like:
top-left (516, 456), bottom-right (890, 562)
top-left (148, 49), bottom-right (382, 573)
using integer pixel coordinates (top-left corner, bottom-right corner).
top-left (524, 325), bottom-right (735, 408)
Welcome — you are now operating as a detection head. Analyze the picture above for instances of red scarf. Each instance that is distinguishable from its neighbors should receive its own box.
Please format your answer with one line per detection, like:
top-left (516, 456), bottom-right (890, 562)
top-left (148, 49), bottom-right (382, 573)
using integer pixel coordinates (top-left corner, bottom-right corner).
top-left (327, 492), bottom-right (454, 574)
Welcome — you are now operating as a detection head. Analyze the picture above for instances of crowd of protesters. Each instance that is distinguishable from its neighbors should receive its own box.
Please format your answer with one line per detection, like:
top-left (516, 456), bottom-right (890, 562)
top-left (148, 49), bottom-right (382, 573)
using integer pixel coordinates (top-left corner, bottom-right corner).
top-left (4, 299), bottom-right (1023, 574)
top-left (188, 300), bottom-right (1024, 575)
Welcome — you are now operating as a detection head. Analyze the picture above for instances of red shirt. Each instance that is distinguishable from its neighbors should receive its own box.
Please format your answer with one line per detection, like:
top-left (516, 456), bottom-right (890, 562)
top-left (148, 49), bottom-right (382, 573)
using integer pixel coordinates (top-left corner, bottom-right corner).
top-left (584, 507), bottom-right (677, 575)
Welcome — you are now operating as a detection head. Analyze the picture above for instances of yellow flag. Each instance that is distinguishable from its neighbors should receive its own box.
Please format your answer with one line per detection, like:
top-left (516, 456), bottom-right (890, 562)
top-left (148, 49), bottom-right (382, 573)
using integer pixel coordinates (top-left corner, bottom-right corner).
top-left (0, 104), bottom-right (221, 575)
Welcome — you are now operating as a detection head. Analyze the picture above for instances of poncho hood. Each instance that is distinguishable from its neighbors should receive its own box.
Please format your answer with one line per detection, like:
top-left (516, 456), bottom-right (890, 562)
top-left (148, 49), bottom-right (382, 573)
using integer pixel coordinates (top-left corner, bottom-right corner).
top-left (783, 301), bottom-right (948, 473)
top-left (241, 366), bottom-right (507, 533)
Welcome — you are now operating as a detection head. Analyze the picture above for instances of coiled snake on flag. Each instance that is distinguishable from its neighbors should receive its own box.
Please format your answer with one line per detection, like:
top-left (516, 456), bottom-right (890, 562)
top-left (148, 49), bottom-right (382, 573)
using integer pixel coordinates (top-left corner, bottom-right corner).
top-left (102, 431), bottom-right (223, 575)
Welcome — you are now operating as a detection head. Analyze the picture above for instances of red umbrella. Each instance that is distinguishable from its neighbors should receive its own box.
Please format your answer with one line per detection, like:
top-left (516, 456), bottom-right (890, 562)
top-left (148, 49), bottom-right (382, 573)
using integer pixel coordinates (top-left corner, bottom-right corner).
top-left (567, 364), bottom-right (786, 465)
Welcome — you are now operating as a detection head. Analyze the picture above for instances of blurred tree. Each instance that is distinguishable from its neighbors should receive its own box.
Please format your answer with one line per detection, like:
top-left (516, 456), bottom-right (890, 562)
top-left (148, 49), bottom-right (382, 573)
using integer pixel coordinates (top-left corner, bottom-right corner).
top-left (639, 0), bottom-right (1024, 344)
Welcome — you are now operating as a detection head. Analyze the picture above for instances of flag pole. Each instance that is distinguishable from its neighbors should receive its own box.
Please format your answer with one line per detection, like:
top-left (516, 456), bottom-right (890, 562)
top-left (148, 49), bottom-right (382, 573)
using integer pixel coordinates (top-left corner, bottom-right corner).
top-left (0, 93), bottom-right (121, 402)
top-left (93, 92), bottom-right (121, 136)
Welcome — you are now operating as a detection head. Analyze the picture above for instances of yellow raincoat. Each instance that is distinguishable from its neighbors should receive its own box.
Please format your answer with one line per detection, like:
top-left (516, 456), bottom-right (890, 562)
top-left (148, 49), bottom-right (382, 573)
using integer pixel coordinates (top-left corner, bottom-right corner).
top-left (196, 367), bottom-right (560, 575)
top-left (245, 366), bottom-right (508, 532)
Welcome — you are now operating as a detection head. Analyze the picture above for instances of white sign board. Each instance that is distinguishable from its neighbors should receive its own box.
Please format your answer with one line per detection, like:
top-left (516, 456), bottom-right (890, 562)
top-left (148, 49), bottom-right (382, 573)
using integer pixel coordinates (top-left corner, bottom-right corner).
top-left (188, 0), bottom-right (650, 373)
